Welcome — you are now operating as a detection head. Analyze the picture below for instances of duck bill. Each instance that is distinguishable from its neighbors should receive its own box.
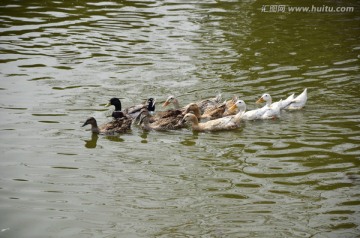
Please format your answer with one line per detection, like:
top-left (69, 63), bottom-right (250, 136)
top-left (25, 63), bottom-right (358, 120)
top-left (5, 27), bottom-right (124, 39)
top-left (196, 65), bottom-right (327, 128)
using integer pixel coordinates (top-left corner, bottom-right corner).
top-left (105, 102), bottom-right (111, 107)
top-left (162, 101), bottom-right (170, 107)
top-left (81, 121), bottom-right (88, 127)
top-left (256, 97), bottom-right (265, 104)
top-left (229, 104), bottom-right (237, 112)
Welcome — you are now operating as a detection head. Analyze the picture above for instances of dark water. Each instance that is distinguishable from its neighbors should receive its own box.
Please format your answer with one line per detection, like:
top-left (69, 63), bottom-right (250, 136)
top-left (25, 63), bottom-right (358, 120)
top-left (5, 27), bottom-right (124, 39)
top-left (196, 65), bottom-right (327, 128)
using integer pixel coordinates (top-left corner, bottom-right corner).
top-left (0, 0), bottom-right (359, 237)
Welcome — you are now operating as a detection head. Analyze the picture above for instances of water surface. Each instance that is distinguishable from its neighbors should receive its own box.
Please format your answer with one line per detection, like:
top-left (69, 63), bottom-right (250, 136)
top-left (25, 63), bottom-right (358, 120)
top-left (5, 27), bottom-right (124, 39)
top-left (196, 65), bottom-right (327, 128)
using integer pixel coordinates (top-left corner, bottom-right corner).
top-left (0, 0), bottom-right (359, 237)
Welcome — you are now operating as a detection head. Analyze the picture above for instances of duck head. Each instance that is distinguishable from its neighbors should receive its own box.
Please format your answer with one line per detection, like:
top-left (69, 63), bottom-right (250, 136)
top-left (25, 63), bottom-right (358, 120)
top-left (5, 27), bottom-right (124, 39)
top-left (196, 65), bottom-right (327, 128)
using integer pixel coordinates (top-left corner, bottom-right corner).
top-left (82, 117), bottom-right (97, 127)
top-left (105, 98), bottom-right (122, 111)
top-left (229, 100), bottom-right (247, 113)
top-left (181, 113), bottom-right (199, 126)
top-left (162, 95), bottom-right (179, 108)
top-left (256, 93), bottom-right (272, 105)
top-left (184, 103), bottom-right (201, 119)
top-left (82, 117), bottom-right (100, 133)
top-left (147, 98), bottom-right (156, 112)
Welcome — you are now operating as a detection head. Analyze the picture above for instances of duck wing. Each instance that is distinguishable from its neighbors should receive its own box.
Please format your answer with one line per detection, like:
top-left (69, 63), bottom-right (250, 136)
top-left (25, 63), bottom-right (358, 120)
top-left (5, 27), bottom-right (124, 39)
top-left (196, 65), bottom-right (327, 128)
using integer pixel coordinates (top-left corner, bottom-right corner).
top-left (202, 103), bottom-right (226, 120)
top-left (196, 93), bottom-right (222, 114)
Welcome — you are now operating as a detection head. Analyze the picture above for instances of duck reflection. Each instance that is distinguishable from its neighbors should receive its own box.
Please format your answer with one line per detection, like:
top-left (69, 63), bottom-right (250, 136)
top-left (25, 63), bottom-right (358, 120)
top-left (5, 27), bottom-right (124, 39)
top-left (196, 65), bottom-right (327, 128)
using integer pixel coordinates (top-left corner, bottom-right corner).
top-left (84, 133), bottom-right (98, 148)
top-left (105, 136), bottom-right (124, 143)
top-left (140, 131), bottom-right (148, 144)
top-left (180, 131), bottom-right (198, 146)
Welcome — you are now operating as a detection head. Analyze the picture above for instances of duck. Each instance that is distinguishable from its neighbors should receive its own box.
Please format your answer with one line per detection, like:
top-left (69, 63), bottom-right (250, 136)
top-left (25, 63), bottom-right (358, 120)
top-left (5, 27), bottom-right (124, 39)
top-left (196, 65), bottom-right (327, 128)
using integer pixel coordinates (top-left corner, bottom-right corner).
top-left (196, 93), bottom-right (222, 114)
top-left (147, 102), bottom-right (200, 122)
top-left (137, 109), bottom-right (185, 131)
top-left (162, 95), bottom-right (181, 109)
top-left (136, 102), bottom-right (206, 131)
top-left (283, 88), bottom-right (307, 110)
top-left (106, 97), bottom-right (156, 119)
top-left (182, 102), bottom-right (227, 120)
top-left (229, 99), bottom-right (281, 120)
top-left (255, 93), bottom-right (281, 119)
top-left (185, 95), bottom-right (239, 120)
top-left (181, 113), bottom-right (239, 132)
top-left (82, 116), bottom-right (132, 134)
top-left (201, 103), bottom-right (227, 120)
top-left (222, 95), bottom-right (239, 116)
top-left (162, 93), bottom-right (222, 114)
top-left (226, 99), bottom-right (258, 121)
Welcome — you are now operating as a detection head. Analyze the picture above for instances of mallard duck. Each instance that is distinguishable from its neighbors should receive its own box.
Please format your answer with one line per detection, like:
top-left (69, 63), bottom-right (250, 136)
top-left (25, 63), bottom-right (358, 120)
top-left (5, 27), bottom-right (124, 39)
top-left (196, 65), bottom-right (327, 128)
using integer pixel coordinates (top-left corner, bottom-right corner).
top-left (181, 113), bottom-right (239, 132)
top-left (162, 93), bottom-right (222, 114)
top-left (284, 88), bottom-right (307, 110)
top-left (106, 97), bottom-right (156, 119)
top-left (82, 116), bottom-right (132, 134)
top-left (255, 93), bottom-right (281, 119)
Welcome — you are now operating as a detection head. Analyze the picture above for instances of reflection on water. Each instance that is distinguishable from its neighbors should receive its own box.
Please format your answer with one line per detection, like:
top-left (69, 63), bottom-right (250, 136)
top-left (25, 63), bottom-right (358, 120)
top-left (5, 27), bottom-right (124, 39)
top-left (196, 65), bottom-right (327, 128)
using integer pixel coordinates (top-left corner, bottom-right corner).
top-left (84, 133), bottom-right (98, 148)
top-left (0, 0), bottom-right (359, 237)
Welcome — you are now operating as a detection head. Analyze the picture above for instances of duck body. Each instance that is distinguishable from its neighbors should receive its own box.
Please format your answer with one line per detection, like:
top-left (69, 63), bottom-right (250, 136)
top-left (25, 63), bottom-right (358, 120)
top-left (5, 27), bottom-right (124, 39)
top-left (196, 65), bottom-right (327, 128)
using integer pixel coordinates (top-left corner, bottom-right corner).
top-left (284, 88), bottom-right (307, 110)
top-left (138, 109), bottom-right (185, 131)
top-left (271, 93), bottom-right (295, 110)
top-left (162, 93), bottom-right (222, 114)
top-left (201, 103), bottom-right (227, 120)
top-left (82, 117), bottom-right (132, 135)
top-left (255, 93), bottom-right (281, 119)
top-left (181, 113), bottom-right (239, 132)
top-left (196, 93), bottom-right (222, 114)
top-left (125, 97), bottom-right (155, 118)
top-left (260, 101), bottom-right (282, 119)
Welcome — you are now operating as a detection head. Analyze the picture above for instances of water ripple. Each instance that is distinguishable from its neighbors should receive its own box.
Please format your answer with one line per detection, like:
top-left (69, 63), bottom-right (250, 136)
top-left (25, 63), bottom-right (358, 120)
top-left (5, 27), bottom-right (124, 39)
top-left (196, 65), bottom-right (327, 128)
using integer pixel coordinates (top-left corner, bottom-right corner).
top-left (0, 1), bottom-right (359, 238)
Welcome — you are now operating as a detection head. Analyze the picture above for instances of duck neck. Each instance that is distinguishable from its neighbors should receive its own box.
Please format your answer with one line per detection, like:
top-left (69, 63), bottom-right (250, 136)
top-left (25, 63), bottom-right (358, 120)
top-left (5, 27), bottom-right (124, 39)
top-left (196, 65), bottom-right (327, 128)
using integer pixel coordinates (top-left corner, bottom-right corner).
top-left (266, 97), bottom-right (272, 107)
top-left (234, 107), bottom-right (246, 121)
top-left (140, 116), bottom-right (152, 130)
top-left (192, 107), bottom-right (202, 120)
top-left (173, 99), bottom-right (180, 109)
top-left (114, 102), bottom-right (122, 111)
top-left (147, 103), bottom-right (155, 112)
top-left (189, 117), bottom-right (201, 131)
top-left (90, 122), bottom-right (100, 134)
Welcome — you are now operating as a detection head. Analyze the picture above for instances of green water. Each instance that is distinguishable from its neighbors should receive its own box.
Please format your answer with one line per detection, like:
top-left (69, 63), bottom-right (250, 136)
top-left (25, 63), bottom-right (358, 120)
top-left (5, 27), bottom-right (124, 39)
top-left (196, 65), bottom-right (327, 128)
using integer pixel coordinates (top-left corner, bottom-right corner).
top-left (0, 1), bottom-right (359, 237)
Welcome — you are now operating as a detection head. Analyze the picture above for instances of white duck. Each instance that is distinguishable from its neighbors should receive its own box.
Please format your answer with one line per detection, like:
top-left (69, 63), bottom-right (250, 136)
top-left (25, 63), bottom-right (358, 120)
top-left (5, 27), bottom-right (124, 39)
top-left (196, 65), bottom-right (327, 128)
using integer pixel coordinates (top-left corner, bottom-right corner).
top-left (283, 88), bottom-right (307, 110)
top-left (256, 93), bottom-right (282, 119)
top-left (229, 99), bottom-right (280, 120)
